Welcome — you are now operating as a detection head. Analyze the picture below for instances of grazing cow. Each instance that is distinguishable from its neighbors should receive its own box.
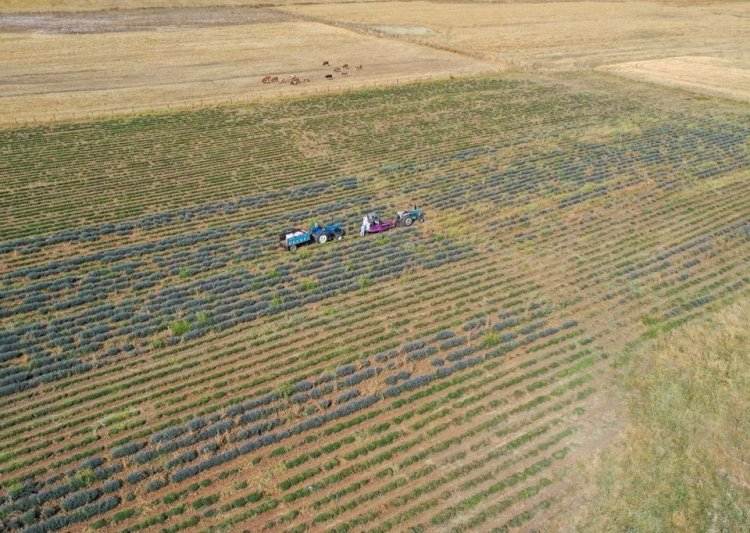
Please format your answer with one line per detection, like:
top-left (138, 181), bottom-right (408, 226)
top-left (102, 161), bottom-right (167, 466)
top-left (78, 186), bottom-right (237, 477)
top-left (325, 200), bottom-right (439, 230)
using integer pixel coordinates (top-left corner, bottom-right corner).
top-left (341, 71), bottom-right (349, 77)
top-left (322, 61), bottom-right (329, 66)
top-left (334, 67), bottom-right (341, 72)
top-left (290, 75), bottom-right (301, 85)
top-left (261, 75), bottom-right (272, 84)
top-left (356, 64), bottom-right (363, 70)
top-left (303, 78), bottom-right (311, 83)
top-left (325, 74), bottom-right (333, 79)
top-left (342, 64), bottom-right (349, 69)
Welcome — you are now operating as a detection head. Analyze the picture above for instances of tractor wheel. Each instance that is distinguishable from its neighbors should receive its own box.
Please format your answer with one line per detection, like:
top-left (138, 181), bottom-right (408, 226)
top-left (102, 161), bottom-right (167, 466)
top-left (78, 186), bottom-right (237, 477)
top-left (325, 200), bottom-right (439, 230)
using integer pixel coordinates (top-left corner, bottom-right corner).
top-left (317, 234), bottom-right (328, 244)
top-left (336, 234), bottom-right (343, 240)
top-left (289, 244), bottom-right (297, 252)
top-left (419, 217), bottom-right (425, 223)
top-left (404, 217), bottom-right (414, 226)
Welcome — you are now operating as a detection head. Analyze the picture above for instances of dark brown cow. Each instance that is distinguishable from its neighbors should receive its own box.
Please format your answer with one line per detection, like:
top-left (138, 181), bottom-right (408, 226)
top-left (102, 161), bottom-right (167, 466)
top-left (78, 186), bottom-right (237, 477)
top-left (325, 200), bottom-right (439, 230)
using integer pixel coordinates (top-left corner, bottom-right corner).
top-left (322, 61), bottom-right (330, 66)
top-left (325, 74), bottom-right (333, 79)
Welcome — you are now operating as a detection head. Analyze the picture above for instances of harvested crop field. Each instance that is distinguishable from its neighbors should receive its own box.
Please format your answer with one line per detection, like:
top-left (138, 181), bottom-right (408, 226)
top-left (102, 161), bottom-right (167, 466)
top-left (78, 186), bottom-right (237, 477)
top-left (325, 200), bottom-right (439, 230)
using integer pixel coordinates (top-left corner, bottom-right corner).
top-left (598, 56), bottom-right (750, 103)
top-left (1, 72), bottom-right (749, 532)
top-left (286, 1), bottom-right (750, 70)
top-left (0, 19), bottom-right (494, 125)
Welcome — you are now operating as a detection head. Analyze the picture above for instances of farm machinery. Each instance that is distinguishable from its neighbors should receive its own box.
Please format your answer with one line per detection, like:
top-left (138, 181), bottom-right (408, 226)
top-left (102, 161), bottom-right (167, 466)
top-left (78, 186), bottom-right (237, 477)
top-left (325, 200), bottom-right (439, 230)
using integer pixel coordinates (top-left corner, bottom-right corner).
top-left (360, 208), bottom-right (425, 236)
top-left (279, 223), bottom-right (345, 251)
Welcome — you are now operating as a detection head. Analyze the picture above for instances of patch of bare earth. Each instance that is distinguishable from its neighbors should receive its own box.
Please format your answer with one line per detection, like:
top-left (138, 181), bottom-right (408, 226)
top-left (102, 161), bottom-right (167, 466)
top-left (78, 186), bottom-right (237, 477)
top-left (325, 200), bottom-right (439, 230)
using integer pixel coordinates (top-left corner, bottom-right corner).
top-left (598, 56), bottom-right (750, 102)
top-left (0, 0), bottom-right (386, 13)
top-left (0, 7), bottom-right (294, 34)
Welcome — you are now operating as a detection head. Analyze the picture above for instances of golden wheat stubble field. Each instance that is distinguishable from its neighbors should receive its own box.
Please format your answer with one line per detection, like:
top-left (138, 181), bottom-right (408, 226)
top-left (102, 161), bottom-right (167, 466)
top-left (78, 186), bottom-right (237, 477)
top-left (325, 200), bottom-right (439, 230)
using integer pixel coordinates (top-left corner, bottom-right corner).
top-left (3, 1), bottom-right (750, 125)
top-left (287, 1), bottom-right (750, 95)
top-left (597, 56), bottom-right (750, 102)
top-left (0, 16), bottom-right (495, 125)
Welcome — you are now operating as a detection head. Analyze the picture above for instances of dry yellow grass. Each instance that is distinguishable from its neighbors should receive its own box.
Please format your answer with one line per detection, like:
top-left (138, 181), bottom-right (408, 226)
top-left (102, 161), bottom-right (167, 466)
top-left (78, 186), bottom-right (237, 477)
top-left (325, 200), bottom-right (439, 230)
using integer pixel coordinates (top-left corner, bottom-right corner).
top-left (598, 56), bottom-right (750, 102)
top-left (285, 1), bottom-right (750, 70)
top-left (0, 21), bottom-right (495, 125)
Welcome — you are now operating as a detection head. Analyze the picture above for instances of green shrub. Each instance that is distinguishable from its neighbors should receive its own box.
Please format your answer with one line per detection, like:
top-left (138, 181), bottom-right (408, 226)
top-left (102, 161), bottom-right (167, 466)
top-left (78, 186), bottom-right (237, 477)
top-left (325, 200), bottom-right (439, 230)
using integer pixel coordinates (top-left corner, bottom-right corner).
top-left (170, 320), bottom-right (190, 336)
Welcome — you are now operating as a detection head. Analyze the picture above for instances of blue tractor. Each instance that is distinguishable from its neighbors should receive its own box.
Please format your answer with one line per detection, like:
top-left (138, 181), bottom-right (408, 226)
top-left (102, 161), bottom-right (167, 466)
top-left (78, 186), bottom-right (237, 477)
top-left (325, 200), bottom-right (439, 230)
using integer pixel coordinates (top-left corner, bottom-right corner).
top-left (279, 223), bottom-right (346, 251)
top-left (395, 208), bottom-right (426, 227)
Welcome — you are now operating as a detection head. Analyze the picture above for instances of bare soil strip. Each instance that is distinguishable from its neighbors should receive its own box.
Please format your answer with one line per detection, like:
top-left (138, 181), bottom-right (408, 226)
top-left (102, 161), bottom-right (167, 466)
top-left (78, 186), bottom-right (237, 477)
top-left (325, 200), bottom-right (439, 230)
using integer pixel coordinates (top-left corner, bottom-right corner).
top-left (0, 0), bottom-right (386, 13)
top-left (0, 7), bottom-right (294, 34)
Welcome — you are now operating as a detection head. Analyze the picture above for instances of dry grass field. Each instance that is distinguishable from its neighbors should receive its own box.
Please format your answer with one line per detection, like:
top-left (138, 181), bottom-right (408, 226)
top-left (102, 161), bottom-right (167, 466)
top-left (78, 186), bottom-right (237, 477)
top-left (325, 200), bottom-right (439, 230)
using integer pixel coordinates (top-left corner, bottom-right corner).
top-left (3, 1), bottom-right (748, 123)
top-left (0, 18), bottom-right (494, 125)
top-left (561, 298), bottom-right (750, 531)
top-left (599, 56), bottom-right (750, 102)
top-left (286, 1), bottom-right (750, 70)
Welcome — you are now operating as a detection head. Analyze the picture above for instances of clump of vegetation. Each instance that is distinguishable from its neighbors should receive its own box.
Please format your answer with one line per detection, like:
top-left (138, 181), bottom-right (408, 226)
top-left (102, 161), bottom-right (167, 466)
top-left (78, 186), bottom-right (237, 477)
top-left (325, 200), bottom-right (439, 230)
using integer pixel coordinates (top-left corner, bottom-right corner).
top-left (481, 332), bottom-right (500, 348)
top-left (275, 381), bottom-right (293, 399)
top-left (170, 319), bottom-right (190, 336)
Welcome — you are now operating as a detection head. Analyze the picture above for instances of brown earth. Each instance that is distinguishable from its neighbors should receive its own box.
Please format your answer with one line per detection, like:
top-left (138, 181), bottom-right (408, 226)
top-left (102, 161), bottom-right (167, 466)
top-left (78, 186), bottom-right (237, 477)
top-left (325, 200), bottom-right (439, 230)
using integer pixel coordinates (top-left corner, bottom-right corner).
top-left (0, 7), bottom-right (294, 33)
top-left (0, 0), bottom-right (386, 12)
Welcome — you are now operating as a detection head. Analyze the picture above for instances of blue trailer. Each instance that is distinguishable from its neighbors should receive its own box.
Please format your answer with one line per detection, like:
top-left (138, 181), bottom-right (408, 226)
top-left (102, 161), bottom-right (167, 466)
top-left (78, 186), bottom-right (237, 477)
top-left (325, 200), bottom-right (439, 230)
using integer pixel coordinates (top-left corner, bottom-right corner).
top-left (279, 223), bottom-right (346, 251)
